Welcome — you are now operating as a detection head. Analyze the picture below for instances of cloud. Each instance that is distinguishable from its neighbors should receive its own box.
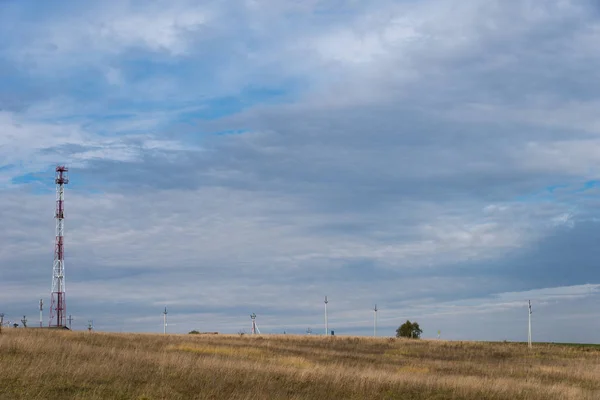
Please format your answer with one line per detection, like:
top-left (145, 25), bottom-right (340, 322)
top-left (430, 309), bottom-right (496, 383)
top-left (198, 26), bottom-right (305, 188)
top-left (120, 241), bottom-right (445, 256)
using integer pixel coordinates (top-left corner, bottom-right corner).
top-left (2, 0), bottom-right (600, 341)
top-left (3, 1), bottom-right (211, 63)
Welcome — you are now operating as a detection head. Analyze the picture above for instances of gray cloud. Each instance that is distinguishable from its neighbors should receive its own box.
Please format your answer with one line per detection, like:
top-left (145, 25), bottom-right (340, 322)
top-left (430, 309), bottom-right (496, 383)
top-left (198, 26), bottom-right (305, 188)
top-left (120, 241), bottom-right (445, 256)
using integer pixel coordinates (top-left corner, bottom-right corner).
top-left (2, 0), bottom-right (600, 341)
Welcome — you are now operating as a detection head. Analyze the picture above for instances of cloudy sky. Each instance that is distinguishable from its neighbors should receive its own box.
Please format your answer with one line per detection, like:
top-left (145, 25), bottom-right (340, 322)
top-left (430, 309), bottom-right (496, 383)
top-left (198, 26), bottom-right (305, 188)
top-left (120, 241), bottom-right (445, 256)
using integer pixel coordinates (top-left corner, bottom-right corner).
top-left (2, 0), bottom-right (600, 342)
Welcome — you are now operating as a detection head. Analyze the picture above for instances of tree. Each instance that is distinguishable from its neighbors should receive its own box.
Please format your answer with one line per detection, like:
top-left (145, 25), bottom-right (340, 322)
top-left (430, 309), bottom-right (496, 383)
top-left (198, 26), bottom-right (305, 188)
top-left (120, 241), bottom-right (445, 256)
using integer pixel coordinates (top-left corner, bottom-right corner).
top-left (188, 330), bottom-right (200, 334)
top-left (396, 320), bottom-right (422, 339)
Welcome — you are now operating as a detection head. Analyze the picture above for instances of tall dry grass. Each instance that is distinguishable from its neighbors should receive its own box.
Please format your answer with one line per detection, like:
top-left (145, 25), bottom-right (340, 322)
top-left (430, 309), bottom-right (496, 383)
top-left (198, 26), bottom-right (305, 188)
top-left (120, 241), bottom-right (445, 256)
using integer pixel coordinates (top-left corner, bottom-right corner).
top-left (0, 329), bottom-right (598, 399)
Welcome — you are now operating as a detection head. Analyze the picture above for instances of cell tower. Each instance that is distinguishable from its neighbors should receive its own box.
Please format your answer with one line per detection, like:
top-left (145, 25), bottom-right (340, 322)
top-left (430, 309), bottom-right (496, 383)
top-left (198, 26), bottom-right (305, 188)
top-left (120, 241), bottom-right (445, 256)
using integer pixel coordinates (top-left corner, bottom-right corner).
top-left (250, 313), bottom-right (260, 334)
top-left (373, 304), bottom-right (378, 337)
top-left (49, 166), bottom-right (69, 328)
top-left (528, 300), bottom-right (532, 349)
top-left (324, 296), bottom-right (329, 336)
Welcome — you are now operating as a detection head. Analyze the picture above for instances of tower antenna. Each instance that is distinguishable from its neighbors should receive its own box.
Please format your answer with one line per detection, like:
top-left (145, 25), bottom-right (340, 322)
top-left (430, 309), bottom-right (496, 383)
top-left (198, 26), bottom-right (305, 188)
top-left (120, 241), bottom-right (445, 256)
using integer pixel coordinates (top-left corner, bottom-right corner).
top-left (250, 313), bottom-right (260, 335)
top-left (49, 165), bottom-right (69, 327)
top-left (39, 299), bottom-right (43, 328)
top-left (373, 304), bottom-right (378, 337)
top-left (324, 296), bottom-right (329, 336)
top-left (528, 300), bottom-right (532, 349)
top-left (163, 307), bottom-right (168, 334)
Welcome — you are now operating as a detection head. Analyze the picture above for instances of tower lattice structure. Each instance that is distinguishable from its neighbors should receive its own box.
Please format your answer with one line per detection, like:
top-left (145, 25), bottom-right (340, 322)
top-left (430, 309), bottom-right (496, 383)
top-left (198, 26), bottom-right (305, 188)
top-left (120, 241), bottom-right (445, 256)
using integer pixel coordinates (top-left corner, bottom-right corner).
top-left (49, 166), bottom-right (69, 327)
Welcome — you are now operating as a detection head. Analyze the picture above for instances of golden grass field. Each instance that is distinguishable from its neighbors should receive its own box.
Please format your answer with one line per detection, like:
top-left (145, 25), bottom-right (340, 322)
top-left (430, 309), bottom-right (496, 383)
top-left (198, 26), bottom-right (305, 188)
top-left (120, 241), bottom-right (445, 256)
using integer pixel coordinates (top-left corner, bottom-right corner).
top-left (1, 329), bottom-right (599, 399)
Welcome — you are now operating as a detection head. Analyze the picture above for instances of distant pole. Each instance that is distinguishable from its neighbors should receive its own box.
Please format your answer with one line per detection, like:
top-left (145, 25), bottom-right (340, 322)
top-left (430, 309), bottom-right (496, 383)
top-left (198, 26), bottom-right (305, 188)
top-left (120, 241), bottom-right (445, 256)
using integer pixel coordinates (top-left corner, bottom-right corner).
top-left (0, 313), bottom-right (4, 334)
top-left (39, 299), bottom-right (43, 328)
top-left (163, 307), bottom-right (168, 335)
top-left (528, 300), bottom-right (532, 349)
top-left (324, 296), bottom-right (329, 336)
top-left (373, 304), bottom-right (378, 337)
top-left (68, 314), bottom-right (73, 330)
top-left (21, 315), bottom-right (27, 328)
top-left (87, 320), bottom-right (93, 332)
top-left (250, 313), bottom-right (260, 334)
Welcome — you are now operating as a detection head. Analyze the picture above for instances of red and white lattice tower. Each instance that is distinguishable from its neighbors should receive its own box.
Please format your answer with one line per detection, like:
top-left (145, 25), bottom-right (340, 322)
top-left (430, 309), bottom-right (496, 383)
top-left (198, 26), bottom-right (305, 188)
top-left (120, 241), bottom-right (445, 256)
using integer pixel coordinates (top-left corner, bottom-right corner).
top-left (49, 166), bottom-right (69, 327)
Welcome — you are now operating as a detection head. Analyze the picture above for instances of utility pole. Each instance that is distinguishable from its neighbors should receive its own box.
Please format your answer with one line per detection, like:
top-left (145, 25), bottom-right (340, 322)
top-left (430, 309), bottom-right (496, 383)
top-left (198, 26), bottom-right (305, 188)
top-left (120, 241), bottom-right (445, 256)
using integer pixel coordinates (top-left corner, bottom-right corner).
top-left (88, 320), bottom-right (93, 333)
top-left (68, 314), bottom-right (73, 330)
top-left (0, 313), bottom-right (4, 334)
top-left (39, 299), bottom-right (43, 328)
top-left (324, 296), bottom-right (328, 336)
top-left (250, 313), bottom-right (260, 335)
top-left (21, 315), bottom-right (27, 328)
top-left (163, 307), bottom-right (168, 334)
top-left (528, 300), bottom-right (532, 349)
top-left (373, 304), bottom-right (378, 337)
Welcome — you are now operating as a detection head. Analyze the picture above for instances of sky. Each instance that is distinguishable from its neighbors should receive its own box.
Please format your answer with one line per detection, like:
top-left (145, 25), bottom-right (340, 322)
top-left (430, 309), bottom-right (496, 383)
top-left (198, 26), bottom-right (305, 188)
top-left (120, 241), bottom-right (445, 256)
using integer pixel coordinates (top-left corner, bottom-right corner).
top-left (1, 0), bottom-right (600, 342)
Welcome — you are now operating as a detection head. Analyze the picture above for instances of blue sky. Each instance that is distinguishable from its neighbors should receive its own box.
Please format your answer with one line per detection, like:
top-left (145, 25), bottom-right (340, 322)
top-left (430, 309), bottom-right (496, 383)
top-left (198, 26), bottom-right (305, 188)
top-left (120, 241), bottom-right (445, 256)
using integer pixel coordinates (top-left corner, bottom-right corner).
top-left (2, 0), bottom-right (600, 342)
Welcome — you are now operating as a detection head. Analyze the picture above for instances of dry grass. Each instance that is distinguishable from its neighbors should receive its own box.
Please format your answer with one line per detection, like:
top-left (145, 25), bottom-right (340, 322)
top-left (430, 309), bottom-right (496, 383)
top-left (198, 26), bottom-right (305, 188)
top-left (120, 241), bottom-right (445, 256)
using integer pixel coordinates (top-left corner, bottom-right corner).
top-left (0, 330), bottom-right (599, 399)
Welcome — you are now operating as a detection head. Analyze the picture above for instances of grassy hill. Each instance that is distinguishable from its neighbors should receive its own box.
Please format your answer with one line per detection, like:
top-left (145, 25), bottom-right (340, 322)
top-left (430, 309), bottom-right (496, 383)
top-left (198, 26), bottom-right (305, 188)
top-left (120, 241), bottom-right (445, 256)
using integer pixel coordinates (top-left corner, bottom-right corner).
top-left (0, 329), bottom-right (598, 399)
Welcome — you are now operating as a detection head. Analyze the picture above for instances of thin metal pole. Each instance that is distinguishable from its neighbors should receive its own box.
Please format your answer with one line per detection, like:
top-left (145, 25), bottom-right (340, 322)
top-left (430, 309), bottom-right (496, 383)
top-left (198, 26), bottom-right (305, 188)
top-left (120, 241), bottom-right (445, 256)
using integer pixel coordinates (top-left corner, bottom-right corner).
top-left (163, 307), bottom-right (168, 334)
top-left (324, 296), bottom-right (328, 336)
top-left (528, 300), bottom-right (532, 349)
top-left (374, 304), bottom-right (378, 337)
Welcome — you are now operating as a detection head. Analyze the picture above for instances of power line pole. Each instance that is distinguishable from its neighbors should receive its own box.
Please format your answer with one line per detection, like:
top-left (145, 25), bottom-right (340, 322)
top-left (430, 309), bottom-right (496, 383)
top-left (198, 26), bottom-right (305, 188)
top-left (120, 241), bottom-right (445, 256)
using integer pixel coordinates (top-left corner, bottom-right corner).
top-left (88, 320), bottom-right (93, 333)
top-left (39, 299), bottom-right (43, 328)
top-left (373, 304), bottom-right (378, 337)
top-left (0, 313), bottom-right (4, 334)
top-left (68, 314), bottom-right (73, 330)
top-left (163, 307), bottom-right (168, 335)
top-left (250, 313), bottom-right (260, 335)
top-left (21, 315), bottom-right (27, 328)
top-left (528, 300), bottom-right (532, 349)
top-left (324, 296), bottom-right (328, 336)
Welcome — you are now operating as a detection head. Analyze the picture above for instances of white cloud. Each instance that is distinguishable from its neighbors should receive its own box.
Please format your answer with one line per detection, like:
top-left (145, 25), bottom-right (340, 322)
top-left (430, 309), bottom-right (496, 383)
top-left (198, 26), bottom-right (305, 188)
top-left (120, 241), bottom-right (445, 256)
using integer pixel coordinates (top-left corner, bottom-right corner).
top-left (0, 110), bottom-right (193, 181)
top-left (415, 284), bottom-right (600, 318)
top-left (8, 2), bottom-right (212, 66)
top-left (2, 0), bottom-right (600, 341)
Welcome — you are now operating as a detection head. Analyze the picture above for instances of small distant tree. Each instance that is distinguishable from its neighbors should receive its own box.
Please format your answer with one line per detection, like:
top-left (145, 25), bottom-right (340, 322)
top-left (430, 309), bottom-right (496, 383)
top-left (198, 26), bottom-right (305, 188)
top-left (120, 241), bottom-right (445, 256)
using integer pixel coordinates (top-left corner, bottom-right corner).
top-left (188, 330), bottom-right (200, 334)
top-left (396, 320), bottom-right (422, 339)
top-left (13, 323), bottom-right (19, 329)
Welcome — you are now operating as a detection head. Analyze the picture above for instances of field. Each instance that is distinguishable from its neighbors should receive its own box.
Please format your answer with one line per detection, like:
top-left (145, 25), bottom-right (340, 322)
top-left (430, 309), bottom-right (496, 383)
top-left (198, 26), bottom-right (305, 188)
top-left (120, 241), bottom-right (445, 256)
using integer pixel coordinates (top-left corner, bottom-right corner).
top-left (1, 329), bottom-right (599, 399)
